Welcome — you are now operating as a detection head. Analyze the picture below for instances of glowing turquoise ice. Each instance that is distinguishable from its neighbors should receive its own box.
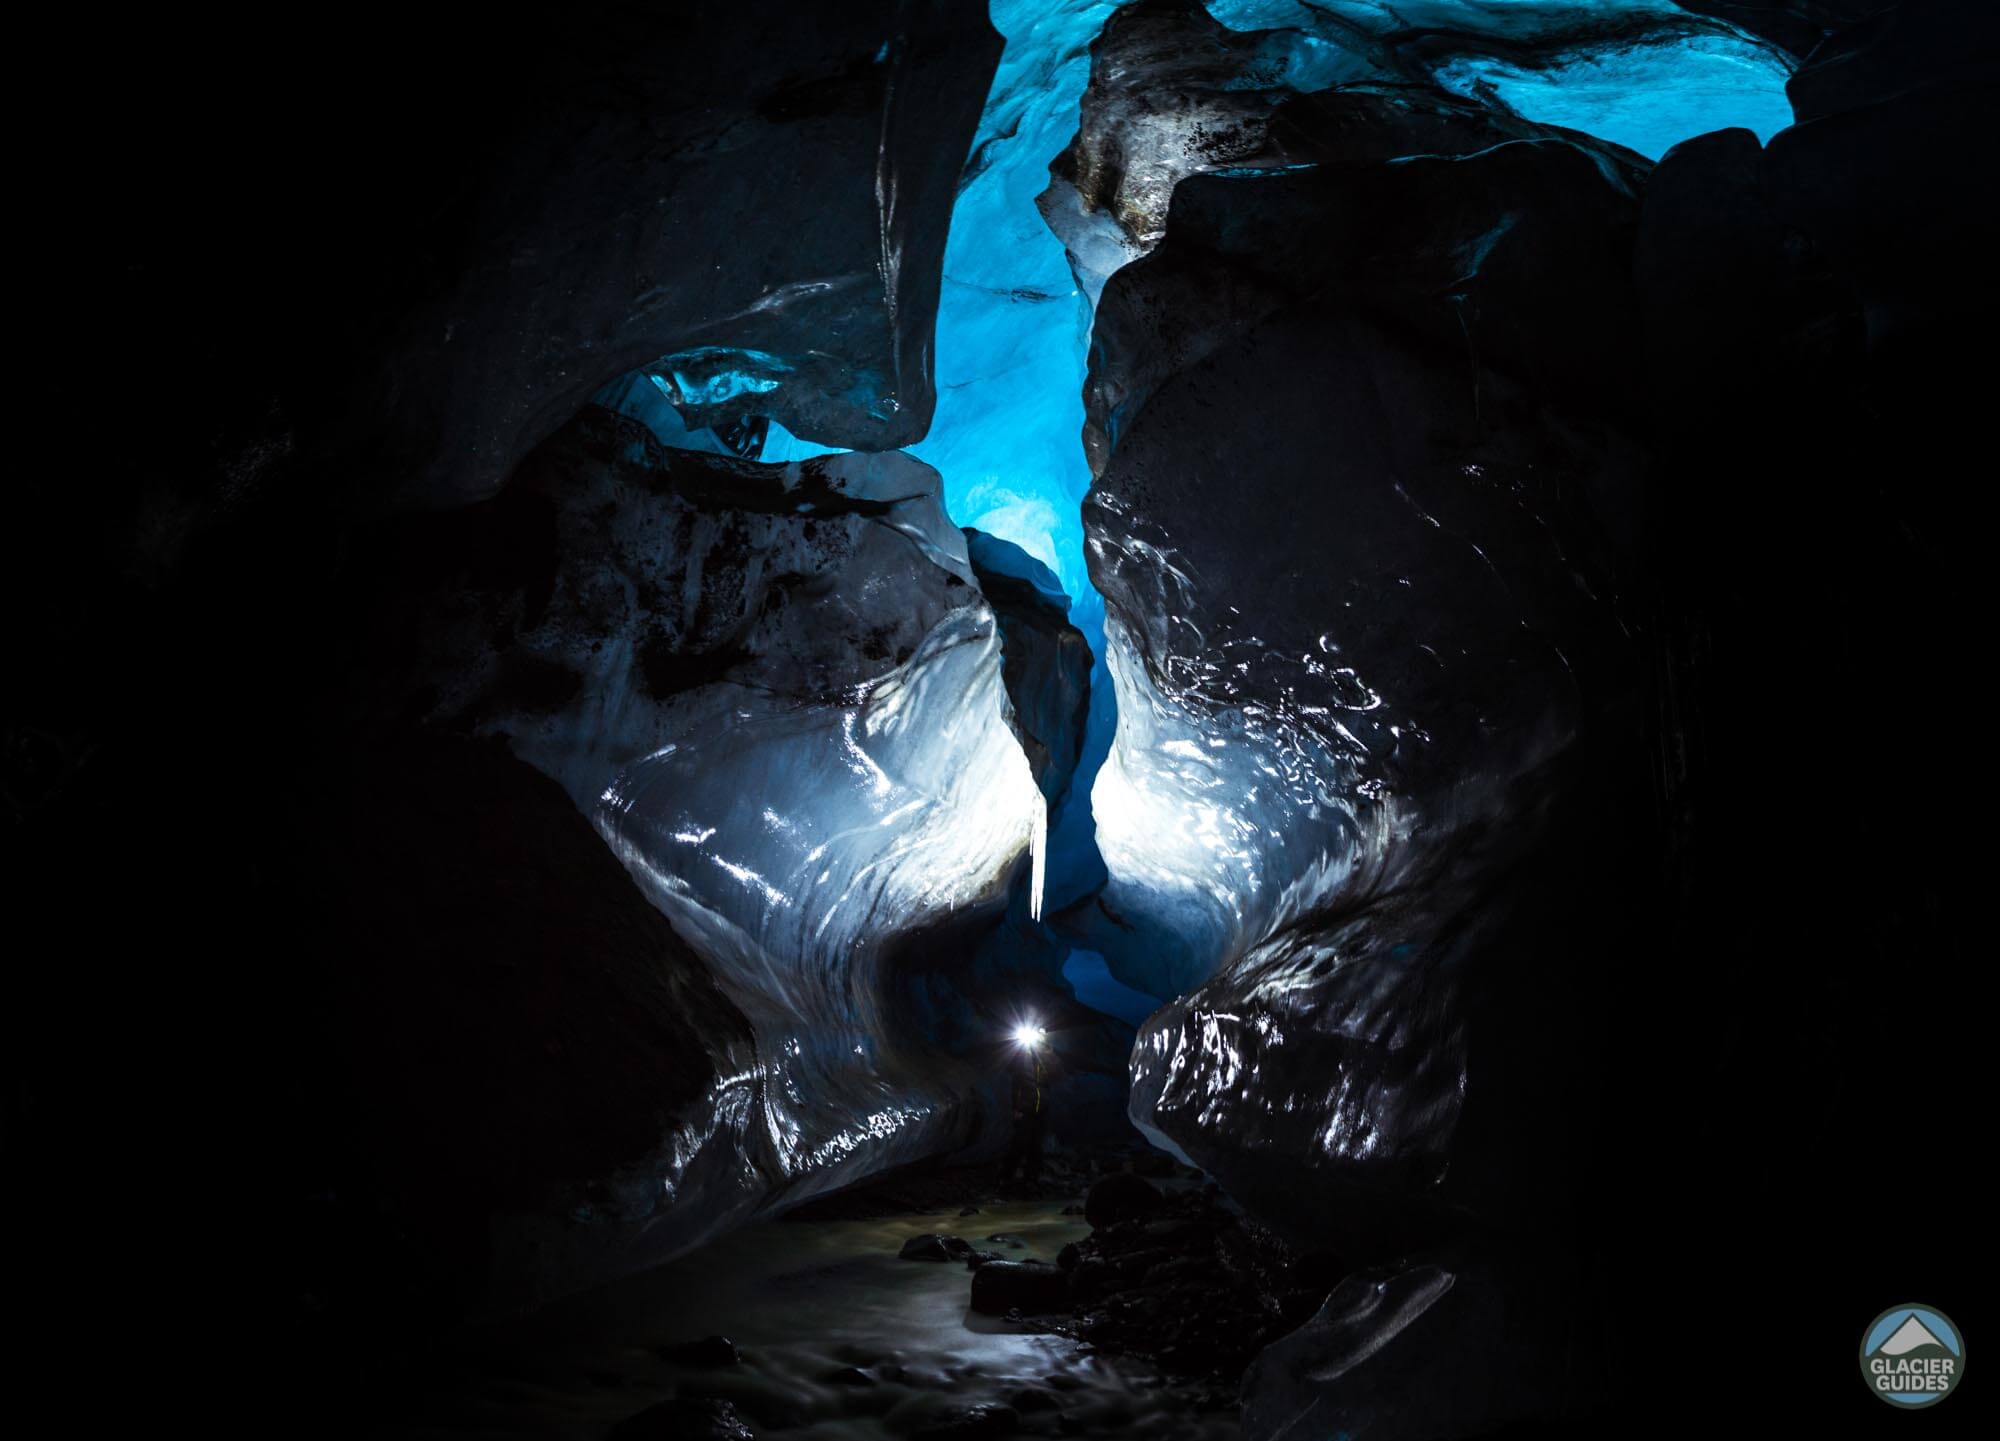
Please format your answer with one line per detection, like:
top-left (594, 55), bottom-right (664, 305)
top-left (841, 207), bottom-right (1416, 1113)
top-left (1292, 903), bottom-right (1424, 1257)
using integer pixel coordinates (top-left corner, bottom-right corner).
top-left (1433, 33), bottom-right (1795, 158)
top-left (900, 1), bottom-right (1122, 609)
top-left (851, 2), bottom-right (1796, 598)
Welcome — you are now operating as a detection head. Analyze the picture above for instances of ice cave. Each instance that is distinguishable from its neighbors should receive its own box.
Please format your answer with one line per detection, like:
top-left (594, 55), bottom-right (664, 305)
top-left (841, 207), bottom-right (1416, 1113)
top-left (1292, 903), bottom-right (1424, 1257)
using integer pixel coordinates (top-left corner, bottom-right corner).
top-left (19, 1), bottom-right (1988, 1437)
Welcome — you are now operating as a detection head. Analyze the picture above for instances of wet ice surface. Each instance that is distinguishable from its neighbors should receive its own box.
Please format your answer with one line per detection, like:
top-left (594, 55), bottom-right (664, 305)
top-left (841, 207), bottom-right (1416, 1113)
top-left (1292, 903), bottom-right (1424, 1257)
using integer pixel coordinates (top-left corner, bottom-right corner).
top-left (386, 1201), bottom-right (1236, 1441)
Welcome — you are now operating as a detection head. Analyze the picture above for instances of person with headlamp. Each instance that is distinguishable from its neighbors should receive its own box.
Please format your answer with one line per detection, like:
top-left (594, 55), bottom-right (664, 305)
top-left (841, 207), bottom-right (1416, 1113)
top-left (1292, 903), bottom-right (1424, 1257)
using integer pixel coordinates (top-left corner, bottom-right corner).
top-left (998, 1021), bottom-right (1050, 1193)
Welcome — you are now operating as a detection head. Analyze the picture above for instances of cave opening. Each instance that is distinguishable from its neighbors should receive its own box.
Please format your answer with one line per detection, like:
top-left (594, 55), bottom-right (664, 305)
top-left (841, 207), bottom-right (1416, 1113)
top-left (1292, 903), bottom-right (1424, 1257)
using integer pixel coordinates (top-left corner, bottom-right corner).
top-left (399, 5), bottom-right (1826, 1433)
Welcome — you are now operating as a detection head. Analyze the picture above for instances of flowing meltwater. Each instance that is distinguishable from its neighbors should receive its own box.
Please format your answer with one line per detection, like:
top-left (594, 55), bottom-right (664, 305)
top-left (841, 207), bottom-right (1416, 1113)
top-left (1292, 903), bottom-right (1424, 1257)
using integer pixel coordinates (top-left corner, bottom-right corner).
top-left (397, 1202), bottom-right (1234, 1441)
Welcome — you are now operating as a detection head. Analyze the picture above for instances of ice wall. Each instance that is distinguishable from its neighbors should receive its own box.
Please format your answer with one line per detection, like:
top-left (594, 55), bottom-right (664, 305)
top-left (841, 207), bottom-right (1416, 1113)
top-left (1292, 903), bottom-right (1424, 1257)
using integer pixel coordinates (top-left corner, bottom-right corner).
top-left (1429, 32), bottom-right (1793, 156)
top-left (395, 408), bottom-right (1047, 1224)
top-left (1067, 1), bottom-right (1982, 1431)
top-left (1073, 75), bottom-right (1650, 1441)
top-left (599, 593), bottom-right (1044, 1187)
top-left (372, 1), bottom-right (1002, 506)
top-left (1048, 0), bottom-right (1798, 1002)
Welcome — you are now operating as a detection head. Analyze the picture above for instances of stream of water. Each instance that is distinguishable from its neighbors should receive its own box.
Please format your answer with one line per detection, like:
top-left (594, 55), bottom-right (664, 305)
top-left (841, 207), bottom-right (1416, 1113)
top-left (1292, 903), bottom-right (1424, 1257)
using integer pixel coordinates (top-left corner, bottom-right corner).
top-left (383, 1199), bottom-right (1236, 1440)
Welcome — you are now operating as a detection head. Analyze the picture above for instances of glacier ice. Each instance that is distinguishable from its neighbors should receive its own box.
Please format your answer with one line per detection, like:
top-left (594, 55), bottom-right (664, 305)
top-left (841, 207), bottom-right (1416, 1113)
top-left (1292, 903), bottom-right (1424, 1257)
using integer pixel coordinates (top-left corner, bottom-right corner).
top-left (1429, 32), bottom-right (1795, 159)
top-left (1083, 101), bottom-right (1653, 1216)
top-left (377, 1), bottom-right (1002, 505)
top-left (1063, 71), bottom-right (1655, 1441)
top-left (398, 407), bottom-right (1051, 1223)
top-left (964, 528), bottom-right (1094, 815)
top-left (1041, 0), bottom-right (1796, 304)
top-left (1028, 0), bottom-right (1812, 1210)
top-left (598, 592), bottom-right (1045, 1188)
top-left (903, 0), bottom-right (1120, 610)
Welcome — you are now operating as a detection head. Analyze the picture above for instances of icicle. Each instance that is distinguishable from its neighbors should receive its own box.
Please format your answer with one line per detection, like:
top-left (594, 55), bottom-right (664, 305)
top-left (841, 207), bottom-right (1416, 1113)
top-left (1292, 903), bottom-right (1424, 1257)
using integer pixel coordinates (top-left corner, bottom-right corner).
top-left (1030, 794), bottom-right (1047, 923)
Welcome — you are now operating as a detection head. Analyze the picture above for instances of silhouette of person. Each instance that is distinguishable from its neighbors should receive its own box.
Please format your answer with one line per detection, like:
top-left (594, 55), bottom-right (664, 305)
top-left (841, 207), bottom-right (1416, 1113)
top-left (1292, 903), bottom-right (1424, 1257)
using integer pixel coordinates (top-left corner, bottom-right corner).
top-left (998, 1032), bottom-right (1050, 1193)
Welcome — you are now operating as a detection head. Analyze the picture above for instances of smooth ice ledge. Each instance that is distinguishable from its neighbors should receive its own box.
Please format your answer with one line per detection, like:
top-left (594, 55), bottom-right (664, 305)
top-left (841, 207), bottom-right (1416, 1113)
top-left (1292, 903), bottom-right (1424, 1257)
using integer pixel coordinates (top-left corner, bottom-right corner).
top-left (599, 600), bottom-right (1044, 1184)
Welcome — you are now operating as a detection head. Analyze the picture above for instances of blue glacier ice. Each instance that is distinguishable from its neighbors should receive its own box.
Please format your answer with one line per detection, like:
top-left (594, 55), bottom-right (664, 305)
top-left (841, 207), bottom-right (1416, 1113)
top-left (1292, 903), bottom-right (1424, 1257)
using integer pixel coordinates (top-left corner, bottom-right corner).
top-left (1430, 33), bottom-right (1795, 158)
top-left (906, 1), bottom-right (1118, 615)
top-left (1062, 948), bottom-right (1165, 1025)
top-left (1219, 2), bottom-right (1796, 160)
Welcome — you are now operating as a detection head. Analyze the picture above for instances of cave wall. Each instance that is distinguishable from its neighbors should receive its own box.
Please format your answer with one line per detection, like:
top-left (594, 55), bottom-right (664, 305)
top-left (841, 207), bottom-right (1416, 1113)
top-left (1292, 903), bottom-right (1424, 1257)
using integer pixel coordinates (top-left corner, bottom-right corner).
top-left (15, 0), bottom-right (1008, 1388)
top-left (1090, 101), bottom-right (1654, 1218)
top-left (1064, 0), bottom-right (1990, 1432)
top-left (337, 403), bottom-right (1107, 1309)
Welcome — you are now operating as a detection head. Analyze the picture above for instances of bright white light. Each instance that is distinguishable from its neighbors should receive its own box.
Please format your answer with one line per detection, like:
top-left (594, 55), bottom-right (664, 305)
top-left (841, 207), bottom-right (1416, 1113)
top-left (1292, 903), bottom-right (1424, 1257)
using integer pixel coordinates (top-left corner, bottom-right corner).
top-left (1012, 1023), bottom-right (1046, 1050)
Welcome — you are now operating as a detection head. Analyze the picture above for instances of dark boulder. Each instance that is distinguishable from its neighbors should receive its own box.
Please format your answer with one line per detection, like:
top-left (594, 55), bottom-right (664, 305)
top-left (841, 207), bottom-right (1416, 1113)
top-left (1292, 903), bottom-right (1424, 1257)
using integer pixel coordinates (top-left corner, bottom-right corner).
top-left (1129, 1150), bottom-right (1177, 1178)
top-left (608, 1397), bottom-right (755, 1441)
top-left (1066, 1258), bottom-right (1119, 1304)
top-left (898, 1234), bottom-right (974, 1263)
top-left (1039, 0), bottom-right (1380, 295)
top-left (913, 1404), bottom-right (1020, 1441)
top-left (1006, 1386), bottom-right (1061, 1413)
top-left (656, 1335), bottom-right (741, 1368)
top-left (1084, 1173), bottom-right (1164, 1230)
top-left (969, 1260), bottom-right (1070, 1316)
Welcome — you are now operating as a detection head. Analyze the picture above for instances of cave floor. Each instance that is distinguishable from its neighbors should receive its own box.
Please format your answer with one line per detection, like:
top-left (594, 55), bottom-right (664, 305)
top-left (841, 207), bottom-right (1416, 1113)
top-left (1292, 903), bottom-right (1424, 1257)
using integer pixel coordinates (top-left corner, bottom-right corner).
top-left (381, 1195), bottom-right (1238, 1440)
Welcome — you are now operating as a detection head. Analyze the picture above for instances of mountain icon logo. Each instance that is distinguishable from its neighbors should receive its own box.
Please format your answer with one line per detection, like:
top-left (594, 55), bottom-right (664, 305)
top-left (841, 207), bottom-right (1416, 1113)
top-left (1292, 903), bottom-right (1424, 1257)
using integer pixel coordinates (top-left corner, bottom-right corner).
top-left (1860, 1304), bottom-right (1965, 1409)
top-left (1877, 1314), bottom-right (1946, 1356)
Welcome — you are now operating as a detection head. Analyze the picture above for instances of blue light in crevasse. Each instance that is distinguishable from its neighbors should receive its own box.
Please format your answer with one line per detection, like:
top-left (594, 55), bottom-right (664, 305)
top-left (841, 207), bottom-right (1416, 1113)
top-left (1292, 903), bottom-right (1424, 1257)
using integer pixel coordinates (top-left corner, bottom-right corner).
top-left (759, 3), bottom-right (1124, 607)
top-left (1062, 948), bottom-right (1165, 1026)
top-left (1431, 34), bottom-right (1795, 160)
top-left (904, 1), bottom-right (1122, 615)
